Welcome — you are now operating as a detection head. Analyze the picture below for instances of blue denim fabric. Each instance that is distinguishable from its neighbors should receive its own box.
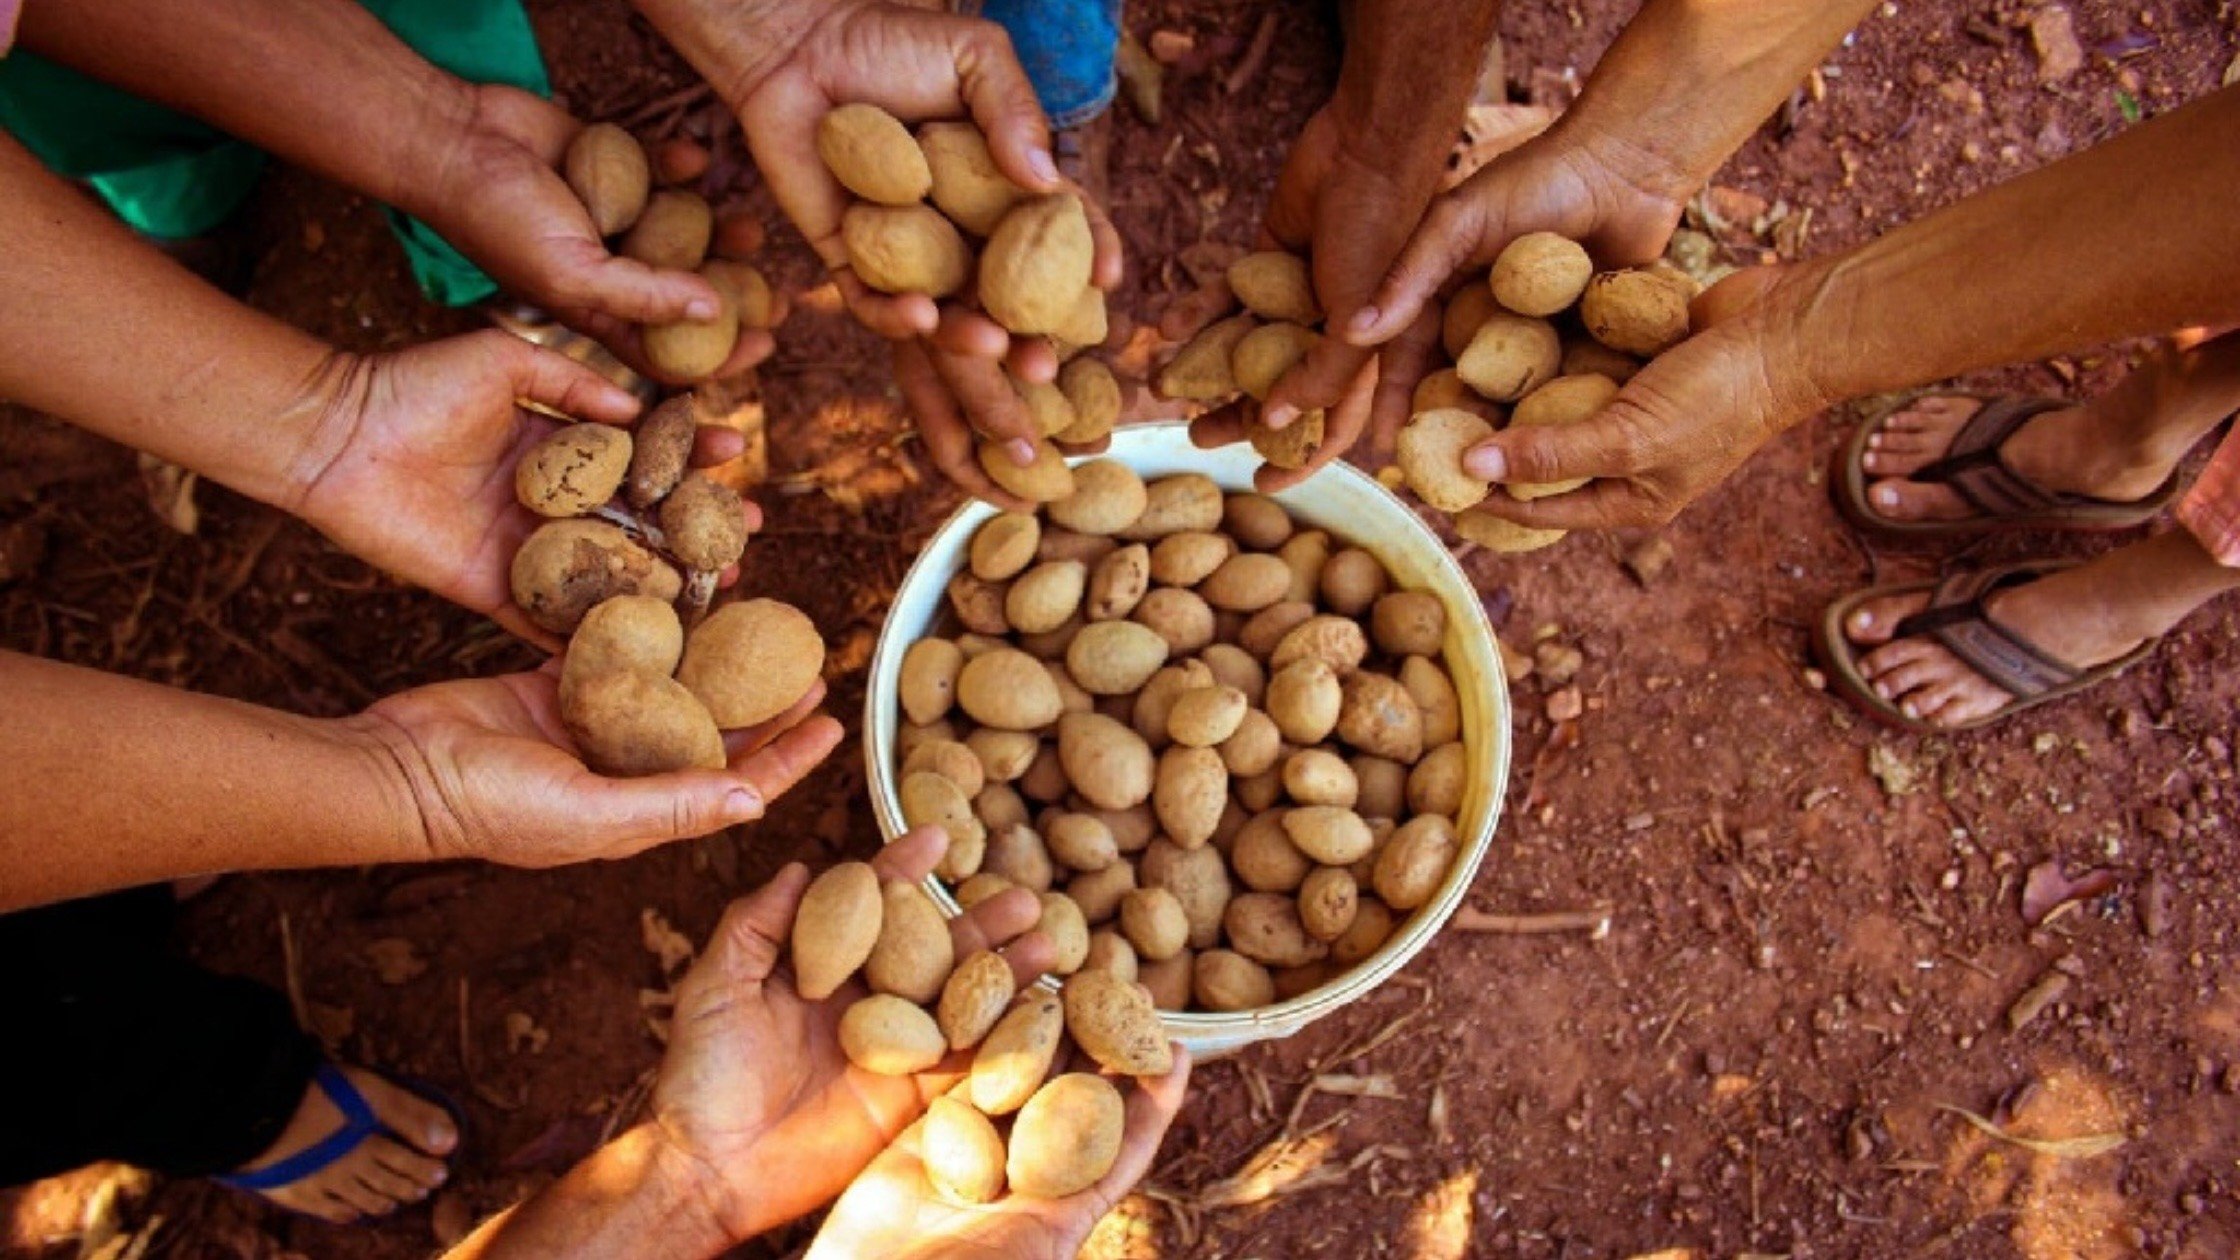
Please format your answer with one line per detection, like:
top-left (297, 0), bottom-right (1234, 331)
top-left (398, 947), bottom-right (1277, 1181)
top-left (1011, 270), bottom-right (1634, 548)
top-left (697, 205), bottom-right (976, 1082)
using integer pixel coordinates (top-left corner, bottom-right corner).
top-left (977, 0), bottom-right (1121, 128)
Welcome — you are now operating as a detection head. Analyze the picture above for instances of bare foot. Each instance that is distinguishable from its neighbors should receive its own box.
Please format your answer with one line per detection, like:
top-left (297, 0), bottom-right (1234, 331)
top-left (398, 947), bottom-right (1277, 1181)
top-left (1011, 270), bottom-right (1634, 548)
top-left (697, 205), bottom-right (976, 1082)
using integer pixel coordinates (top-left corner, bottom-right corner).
top-left (229, 1067), bottom-right (456, 1223)
top-left (1841, 567), bottom-right (2142, 728)
top-left (1858, 393), bottom-right (2175, 523)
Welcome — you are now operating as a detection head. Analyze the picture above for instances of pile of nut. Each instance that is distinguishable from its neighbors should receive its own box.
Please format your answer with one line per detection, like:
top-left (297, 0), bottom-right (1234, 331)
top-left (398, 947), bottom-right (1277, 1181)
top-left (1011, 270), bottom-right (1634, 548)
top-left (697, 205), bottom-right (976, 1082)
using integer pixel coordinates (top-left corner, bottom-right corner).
top-left (1395, 231), bottom-right (1694, 553)
top-left (816, 104), bottom-right (1121, 500)
top-left (1152, 250), bottom-right (1333, 474)
top-left (792, 861), bottom-right (1172, 1203)
top-left (561, 123), bottom-right (780, 379)
top-left (894, 463), bottom-right (1470, 1014)
top-left (507, 404), bottom-right (823, 776)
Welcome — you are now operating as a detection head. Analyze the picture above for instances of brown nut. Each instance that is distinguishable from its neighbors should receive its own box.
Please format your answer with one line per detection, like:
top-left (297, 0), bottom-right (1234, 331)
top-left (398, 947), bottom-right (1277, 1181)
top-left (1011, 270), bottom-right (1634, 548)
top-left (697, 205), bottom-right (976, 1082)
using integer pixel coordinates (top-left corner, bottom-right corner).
top-left (977, 439), bottom-right (1077, 504)
top-left (1374, 814), bottom-right (1459, 910)
top-left (843, 204), bottom-right (970, 297)
top-left (936, 950), bottom-right (1017, 1050)
top-left (1084, 543), bottom-right (1151, 622)
top-left (1455, 313), bottom-right (1561, 402)
top-left (676, 598), bottom-right (825, 728)
top-left (1223, 893), bottom-right (1329, 968)
top-left (1156, 315), bottom-right (1253, 401)
top-left (919, 120), bottom-right (1025, 235)
top-left (1231, 322), bottom-right (1318, 400)
top-left (1489, 231), bottom-right (1593, 316)
top-left (899, 638), bottom-right (964, 726)
top-left (1372, 591), bottom-right (1447, 658)
top-left (1396, 409), bottom-right (1496, 514)
top-left (1048, 459), bottom-right (1147, 536)
top-left (1055, 357), bottom-right (1121, 444)
top-left (561, 669), bottom-right (725, 776)
top-left (1336, 671), bottom-right (1425, 763)
top-left (970, 512), bottom-right (1042, 582)
top-left (816, 103), bottom-right (932, 205)
top-left (659, 474), bottom-right (749, 571)
top-left (1227, 251), bottom-right (1320, 324)
top-left (516, 423), bottom-right (632, 517)
top-left (642, 289), bottom-right (740, 380)
top-left (561, 595), bottom-right (683, 699)
top-left (1061, 971), bottom-right (1173, 1075)
top-left (511, 519), bottom-right (681, 635)
top-left (979, 193), bottom-right (1094, 337)
top-left (1193, 949), bottom-right (1276, 1011)
top-left (564, 122), bottom-right (650, 236)
top-left (625, 396), bottom-right (696, 509)
top-left (1580, 268), bottom-right (1691, 356)
top-left (620, 189), bottom-right (713, 271)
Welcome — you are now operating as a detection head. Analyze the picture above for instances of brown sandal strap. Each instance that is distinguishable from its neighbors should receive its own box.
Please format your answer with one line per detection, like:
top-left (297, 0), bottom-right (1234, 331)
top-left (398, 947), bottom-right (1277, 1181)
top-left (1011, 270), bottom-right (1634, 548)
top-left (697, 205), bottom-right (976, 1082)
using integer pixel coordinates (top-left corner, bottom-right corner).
top-left (1889, 567), bottom-right (2080, 699)
top-left (1906, 396), bottom-right (2076, 517)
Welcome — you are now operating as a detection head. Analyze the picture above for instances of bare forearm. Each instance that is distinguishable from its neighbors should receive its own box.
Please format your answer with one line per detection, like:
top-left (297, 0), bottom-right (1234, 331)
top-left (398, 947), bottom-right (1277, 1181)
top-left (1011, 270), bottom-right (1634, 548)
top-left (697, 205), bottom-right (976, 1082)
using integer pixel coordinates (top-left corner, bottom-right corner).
top-left (1328, 0), bottom-right (1503, 201)
top-left (0, 653), bottom-right (423, 911)
top-left (629, 0), bottom-right (808, 109)
top-left (444, 1125), bottom-right (732, 1260)
top-left (1563, 0), bottom-right (1877, 197)
top-left (14, 0), bottom-right (471, 219)
top-left (0, 133), bottom-right (352, 515)
top-left (1784, 85), bottom-right (2240, 405)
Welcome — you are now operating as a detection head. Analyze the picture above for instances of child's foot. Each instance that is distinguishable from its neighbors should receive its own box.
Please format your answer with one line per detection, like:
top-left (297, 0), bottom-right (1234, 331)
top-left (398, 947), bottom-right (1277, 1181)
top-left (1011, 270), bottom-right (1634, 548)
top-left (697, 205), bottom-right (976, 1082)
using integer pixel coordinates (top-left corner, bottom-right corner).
top-left (1858, 392), bottom-right (2179, 524)
top-left (227, 1066), bottom-right (456, 1223)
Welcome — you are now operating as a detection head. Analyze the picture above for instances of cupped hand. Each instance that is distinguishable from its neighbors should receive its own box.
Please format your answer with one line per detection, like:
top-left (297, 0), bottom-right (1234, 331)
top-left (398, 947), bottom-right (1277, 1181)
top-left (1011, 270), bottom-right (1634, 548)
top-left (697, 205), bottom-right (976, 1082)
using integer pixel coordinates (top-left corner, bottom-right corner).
top-left (1456, 264), bottom-right (1832, 529)
top-left (357, 671), bottom-right (843, 868)
top-left (291, 329), bottom-right (761, 645)
top-left (805, 1052), bottom-right (1193, 1260)
top-left (646, 824), bottom-right (1062, 1244)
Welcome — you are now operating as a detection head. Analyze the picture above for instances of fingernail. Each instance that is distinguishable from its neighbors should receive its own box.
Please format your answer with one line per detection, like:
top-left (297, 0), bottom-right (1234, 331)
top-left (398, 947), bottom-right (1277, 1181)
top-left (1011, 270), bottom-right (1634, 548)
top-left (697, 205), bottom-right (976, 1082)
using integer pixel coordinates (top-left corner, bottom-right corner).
top-left (1463, 446), bottom-right (1508, 480)
top-left (1346, 306), bottom-right (1381, 338)
top-left (1009, 438), bottom-right (1039, 466)
top-left (1263, 404), bottom-right (1297, 430)
top-left (1852, 610), bottom-right (1874, 632)
top-left (686, 298), bottom-right (719, 320)
top-left (1030, 149), bottom-right (1059, 184)
top-left (1901, 701), bottom-right (1919, 719)
top-left (726, 787), bottom-right (762, 819)
top-left (1873, 486), bottom-right (1899, 507)
top-left (1874, 682), bottom-right (1890, 699)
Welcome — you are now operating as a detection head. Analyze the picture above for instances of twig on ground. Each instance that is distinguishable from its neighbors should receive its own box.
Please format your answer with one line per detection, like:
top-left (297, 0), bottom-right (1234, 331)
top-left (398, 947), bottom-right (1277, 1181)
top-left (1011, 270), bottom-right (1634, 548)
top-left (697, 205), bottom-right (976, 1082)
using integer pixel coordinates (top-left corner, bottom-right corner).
top-left (1452, 906), bottom-right (1613, 937)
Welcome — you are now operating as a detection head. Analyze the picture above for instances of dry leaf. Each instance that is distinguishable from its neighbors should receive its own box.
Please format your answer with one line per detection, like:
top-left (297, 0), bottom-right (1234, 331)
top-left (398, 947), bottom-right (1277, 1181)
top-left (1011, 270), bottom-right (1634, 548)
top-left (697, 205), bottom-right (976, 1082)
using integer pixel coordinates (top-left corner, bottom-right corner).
top-left (136, 454), bottom-right (199, 536)
top-left (640, 907), bottom-right (695, 977)
top-left (1938, 1104), bottom-right (2124, 1158)
top-left (2020, 859), bottom-right (2116, 926)
top-left (1867, 742), bottom-right (1919, 797)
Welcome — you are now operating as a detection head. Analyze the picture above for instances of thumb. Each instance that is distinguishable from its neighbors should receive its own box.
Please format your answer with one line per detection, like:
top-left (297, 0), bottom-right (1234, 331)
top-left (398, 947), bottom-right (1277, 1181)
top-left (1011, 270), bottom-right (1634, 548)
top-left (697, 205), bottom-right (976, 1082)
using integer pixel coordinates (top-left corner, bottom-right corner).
top-left (704, 863), bottom-right (813, 987)
top-left (570, 768), bottom-right (773, 856)
top-left (1344, 194), bottom-right (1497, 347)
top-left (954, 20), bottom-right (1060, 190)
top-left (491, 332), bottom-right (642, 422)
top-left (1463, 413), bottom-right (1642, 486)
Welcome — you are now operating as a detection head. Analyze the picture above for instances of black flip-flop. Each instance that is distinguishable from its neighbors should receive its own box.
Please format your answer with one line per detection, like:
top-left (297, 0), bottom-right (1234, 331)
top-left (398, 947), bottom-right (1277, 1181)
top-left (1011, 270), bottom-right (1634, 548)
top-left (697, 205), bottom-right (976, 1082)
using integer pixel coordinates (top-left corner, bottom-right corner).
top-left (216, 1063), bottom-right (462, 1216)
top-left (1812, 560), bottom-right (2158, 733)
top-left (1832, 390), bottom-right (2179, 536)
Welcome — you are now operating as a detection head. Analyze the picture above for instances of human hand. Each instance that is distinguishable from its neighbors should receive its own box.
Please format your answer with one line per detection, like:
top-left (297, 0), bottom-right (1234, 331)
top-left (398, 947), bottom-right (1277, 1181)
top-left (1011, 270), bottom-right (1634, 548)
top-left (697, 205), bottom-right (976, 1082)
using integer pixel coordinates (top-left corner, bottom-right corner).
top-left (356, 670), bottom-right (842, 868)
top-left (290, 329), bottom-right (761, 645)
top-left (644, 824), bottom-right (1062, 1243)
top-left (805, 1052), bottom-right (1193, 1260)
top-left (408, 85), bottom-right (772, 383)
top-left (1454, 264), bottom-right (1831, 529)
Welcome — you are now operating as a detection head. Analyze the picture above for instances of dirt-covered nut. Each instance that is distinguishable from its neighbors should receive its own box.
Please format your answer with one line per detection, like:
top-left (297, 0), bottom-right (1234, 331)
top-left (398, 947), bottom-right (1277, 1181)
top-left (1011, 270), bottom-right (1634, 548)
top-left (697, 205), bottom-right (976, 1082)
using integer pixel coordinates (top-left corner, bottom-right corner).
top-left (561, 595), bottom-right (683, 697)
top-left (1083, 929), bottom-right (1137, 980)
top-left (1085, 543), bottom-right (1151, 621)
top-left (1156, 314), bottom-right (1252, 401)
top-left (918, 120), bottom-right (1024, 235)
top-left (946, 571), bottom-right (1011, 636)
top-left (792, 861), bottom-right (881, 1000)
top-left (1250, 409), bottom-right (1327, 471)
top-left (953, 871), bottom-right (1013, 907)
top-left (1120, 474), bottom-right (1225, 540)
top-left (1050, 285), bottom-right (1109, 352)
top-left (1137, 950), bottom-right (1195, 1009)
top-left (1337, 672), bottom-right (1425, 763)
top-left (1232, 810), bottom-right (1310, 892)
top-left (1200, 644), bottom-right (1266, 705)
top-left (817, 103), bottom-right (932, 205)
top-left (922, 1095), bottom-right (1006, 1206)
top-left (1375, 814), bottom-right (1458, 910)
top-left (1061, 971), bottom-right (1173, 1075)
top-left (1167, 685), bottom-right (1247, 748)
top-left (1061, 620), bottom-right (1168, 697)
top-left (1283, 806), bottom-right (1374, 865)
top-left (1396, 408), bottom-right (1496, 513)
top-left (838, 995), bottom-right (946, 1075)
top-left (974, 781), bottom-right (1029, 832)
top-left (1407, 741), bottom-right (1468, 817)
top-left (1146, 532), bottom-right (1229, 588)
top-left (1270, 615), bottom-right (1369, 676)
top-left (1039, 529), bottom-right (1117, 565)
top-left (1266, 658), bottom-right (1343, 745)
top-left (1330, 897), bottom-right (1396, 966)
top-left (1009, 1074), bottom-right (1125, 1198)
top-left (625, 396), bottom-right (695, 509)
top-left (1234, 766), bottom-right (1284, 814)
top-left (1197, 949), bottom-right (1277, 1011)
top-left (512, 519), bottom-right (681, 635)
top-left (898, 638), bottom-right (964, 726)
top-left (957, 648), bottom-right (1064, 730)
top-left (1318, 548), bottom-right (1387, 616)
top-left (1197, 554), bottom-right (1292, 613)
top-left (517, 424), bottom-right (632, 517)
top-left (843, 204), bottom-right (969, 297)
top-left (1456, 313), bottom-right (1562, 402)
top-left (1003, 560), bottom-right (1086, 635)
top-left (659, 474), bottom-right (750, 572)
top-left (1562, 338), bottom-right (1642, 383)
top-left (1152, 745), bottom-right (1227, 848)
top-left (936, 950), bottom-right (1017, 1050)
top-left (1228, 251), bottom-right (1321, 323)
top-left (1489, 232), bottom-right (1593, 316)
top-left (642, 287), bottom-right (740, 380)
top-left (1231, 322), bottom-right (1317, 400)
top-left (969, 991), bottom-right (1063, 1115)
top-left (1135, 838), bottom-right (1225, 949)
top-left (702, 259), bottom-right (779, 329)
top-left (1439, 282), bottom-right (1501, 359)
top-left (1068, 860), bottom-right (1136, 924)
top-left (1118, 887), bottom-right (1189, 961)
top-left (1013, 377), bottom-right (1078, 440)
top-left (865, 881), bottom-right (955, 1004)
top-left (620, 189), bottom-right (713, 270)
top-left (1219, 708), bottom-right (1283, 778)
top-left (963, 729), bottom-right (1036, 784)
top-left (1046, 813), bottom-right (1118, 871)
top-left (1224, 893), bottom-right (1329, 968)
top-left (1047, 460), bottom-right (1147, 536)
top-left (1455, 509), bottom-right (1567, 553)
top-left (1037, 892), bottom-right (1091, 973)
top-left (1130, 660), bottom-right (1210, 747)
top-left (978, 439), bottom-right (1076, 504)
top-left (970, 513), bottom-right (1041, 582)
top-left (901, 768), bottom-right (988, 850)
top-left (1282, 748), bottom-right (1357, 807)
top-left (902, 738), bottom-right (987, 798)
top-left (979, 193), bottom-right (1094, 336)
top-left (1056, 712), bottom-right (1154, 810)
top-left (561, 670), bottom-right (724, 776)
top-left (676, 598), bottom-right (823, 728)
top-left (1019, 745), bottom-right (1068, 802)
top-left (982, 822), bottom-right (1054, 892)
top-left (1276, 530), bottom-right (1330, 604)
top-left (1298, 866), bottom-right (1359, 942)
top-left (900, 719), bottom-right (959, 760)
top-left (1055, 358), bottom-right (1121, 445)
top-left (1371, 592), bottom-right (1447, 658)
top-left (1238, 601), bottom-right (1314, 660)
top-left (1399, 655), bottom-right (1461, 747)
top-left (1349, 755), bottom-right (1404, 821)
top-left (1222, 493), bottom-right (1293, 550)
top-left (564, 122), bottom-right (650, 236)
top-left (1132, 587), bottom-right (1215, 655)
top-left (1508, 373), bottom-right (1623, 500)
top-left (1580, 269), bottom-right (1691, 356)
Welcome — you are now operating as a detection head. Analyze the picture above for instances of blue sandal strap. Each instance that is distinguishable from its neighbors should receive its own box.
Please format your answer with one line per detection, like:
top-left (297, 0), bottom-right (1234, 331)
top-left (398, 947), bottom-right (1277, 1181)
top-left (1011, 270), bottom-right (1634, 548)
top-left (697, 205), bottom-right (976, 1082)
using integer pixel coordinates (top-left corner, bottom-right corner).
top-left (215, 1064), bottom-right (381, 1192)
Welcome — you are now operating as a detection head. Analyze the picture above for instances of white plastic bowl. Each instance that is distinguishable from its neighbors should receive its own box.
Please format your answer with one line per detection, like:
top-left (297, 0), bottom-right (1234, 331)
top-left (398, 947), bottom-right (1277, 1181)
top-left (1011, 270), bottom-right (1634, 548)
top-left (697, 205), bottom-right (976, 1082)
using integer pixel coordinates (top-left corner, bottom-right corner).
top-left (864, 420), bottom-right (1509, 1057)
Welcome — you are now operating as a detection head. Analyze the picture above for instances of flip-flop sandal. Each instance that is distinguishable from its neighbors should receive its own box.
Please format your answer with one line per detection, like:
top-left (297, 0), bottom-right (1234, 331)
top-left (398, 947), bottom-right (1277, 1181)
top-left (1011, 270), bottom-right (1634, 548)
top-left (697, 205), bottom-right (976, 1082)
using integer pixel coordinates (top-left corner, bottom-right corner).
top-left (1812, 560), bottom-right (2158, 734)
top-left (1832, 389), bottom-right (2180, 536)
top-left (215, 1063), bottom-right (464, 1215)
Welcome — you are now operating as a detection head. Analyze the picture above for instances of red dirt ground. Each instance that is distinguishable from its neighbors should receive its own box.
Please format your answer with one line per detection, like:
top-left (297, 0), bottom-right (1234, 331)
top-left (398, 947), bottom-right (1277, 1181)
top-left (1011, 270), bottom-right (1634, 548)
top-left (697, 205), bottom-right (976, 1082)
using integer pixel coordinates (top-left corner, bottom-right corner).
top-left (5, 2), bottom-right (2240, 1258)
